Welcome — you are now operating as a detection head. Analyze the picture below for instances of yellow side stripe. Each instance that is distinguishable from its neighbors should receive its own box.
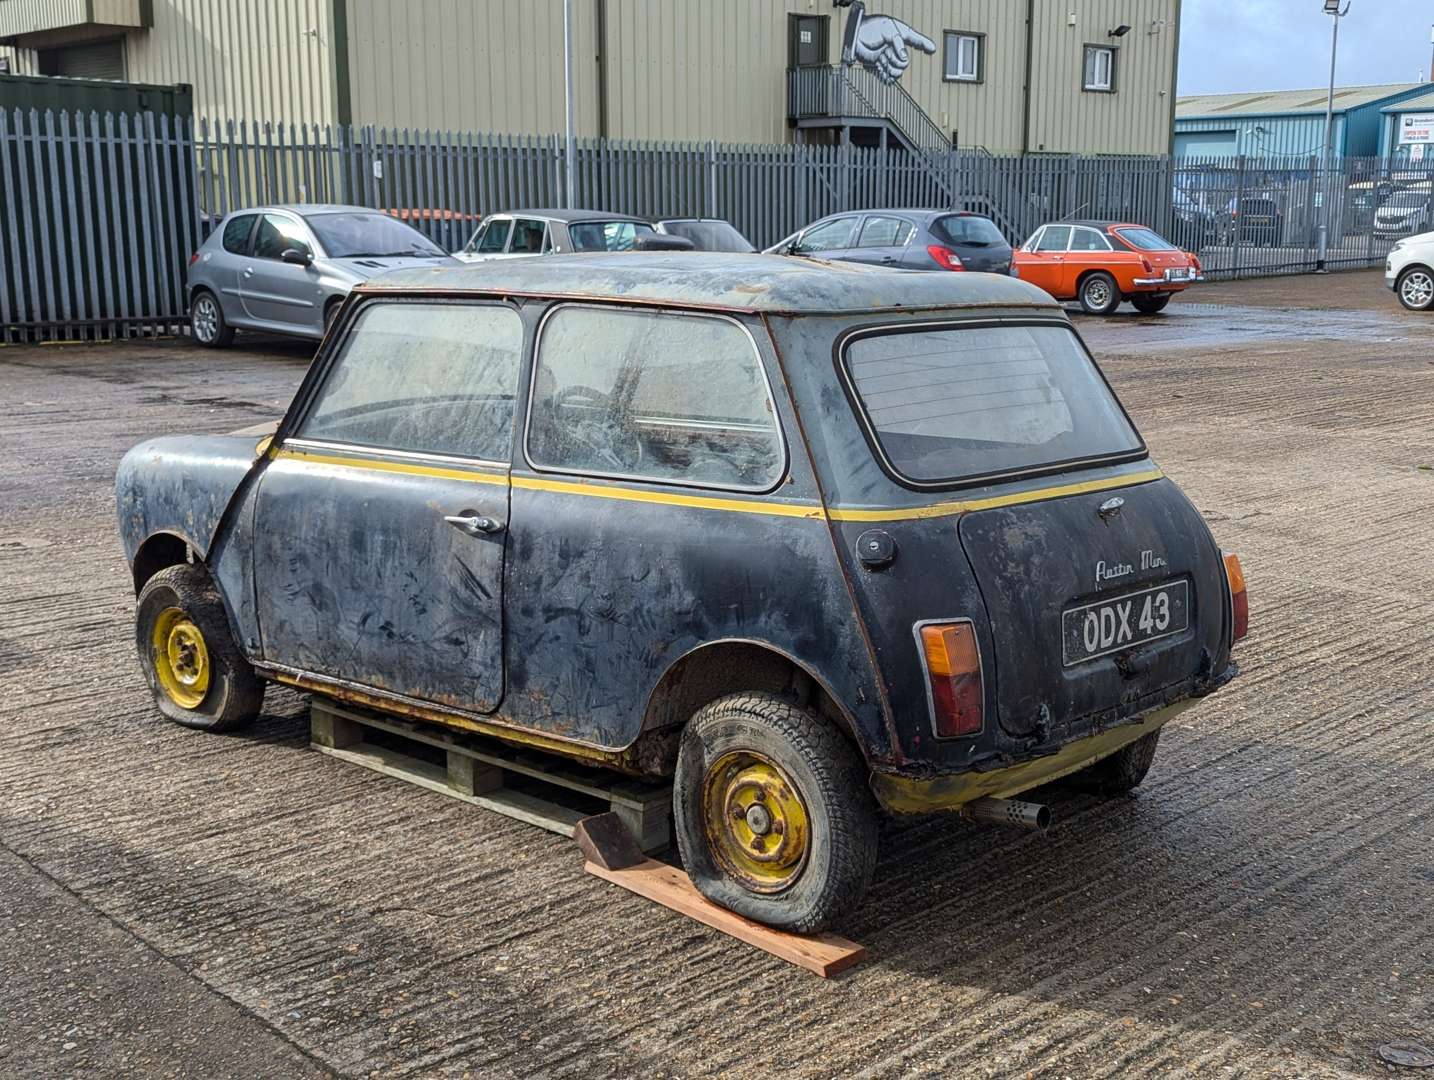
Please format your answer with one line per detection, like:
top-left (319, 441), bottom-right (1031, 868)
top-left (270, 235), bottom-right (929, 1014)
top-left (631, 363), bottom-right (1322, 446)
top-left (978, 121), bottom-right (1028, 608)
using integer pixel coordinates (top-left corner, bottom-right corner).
top-left (511, 473), bottom-right (825, 518)
top-left (276, 448), bottom-right (509, 487)
top-left (274, 447), bottom-right (1161, 523)
top-left (826, 469), bottom-right (1165, 522)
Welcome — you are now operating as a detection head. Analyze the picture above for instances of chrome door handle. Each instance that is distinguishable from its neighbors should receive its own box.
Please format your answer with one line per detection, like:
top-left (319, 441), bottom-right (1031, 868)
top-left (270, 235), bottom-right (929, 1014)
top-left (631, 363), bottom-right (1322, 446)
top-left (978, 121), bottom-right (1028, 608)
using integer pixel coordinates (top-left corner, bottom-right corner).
top-left (243, 267), bottom-right (255, 277)
top-left (444, 513), bottom-right (503, 536)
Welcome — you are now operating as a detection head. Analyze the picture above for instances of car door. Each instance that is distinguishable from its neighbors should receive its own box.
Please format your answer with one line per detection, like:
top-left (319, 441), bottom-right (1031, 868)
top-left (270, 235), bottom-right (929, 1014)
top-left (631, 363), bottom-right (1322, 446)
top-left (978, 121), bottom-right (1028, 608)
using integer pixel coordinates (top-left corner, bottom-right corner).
top-left (1016, 225), bottom-right (1072, 296)
top-left (791, 215), bottom-right (860, 261)
top-left (239, 212), bottom-right (323, 332)
top-left (206, 213), bottom-right (258, 325)
top-left (252, 299), bottom-right (524, 712)
top-left (844, 214), bottom-right (915, 267)
top-left (1062, 225), bottom-right (1115, 295)
top-left (458, 216), bottom-right (513, 263)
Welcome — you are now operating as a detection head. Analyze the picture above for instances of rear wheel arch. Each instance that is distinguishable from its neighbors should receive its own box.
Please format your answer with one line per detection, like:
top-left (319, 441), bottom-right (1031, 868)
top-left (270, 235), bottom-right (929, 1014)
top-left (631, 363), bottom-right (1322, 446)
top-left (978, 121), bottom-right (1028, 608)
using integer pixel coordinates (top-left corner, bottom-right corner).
top-left (637, 640), bottom-right (865, 773)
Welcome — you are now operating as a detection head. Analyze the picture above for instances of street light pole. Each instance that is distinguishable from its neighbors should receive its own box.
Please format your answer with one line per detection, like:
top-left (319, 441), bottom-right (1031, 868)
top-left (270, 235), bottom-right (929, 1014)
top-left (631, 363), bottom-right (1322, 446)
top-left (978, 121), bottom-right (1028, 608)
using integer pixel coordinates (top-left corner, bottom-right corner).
top-left (563, 0), bottom-right (576, 209)
top-left (1316, 1), bottom-right (1349, 272)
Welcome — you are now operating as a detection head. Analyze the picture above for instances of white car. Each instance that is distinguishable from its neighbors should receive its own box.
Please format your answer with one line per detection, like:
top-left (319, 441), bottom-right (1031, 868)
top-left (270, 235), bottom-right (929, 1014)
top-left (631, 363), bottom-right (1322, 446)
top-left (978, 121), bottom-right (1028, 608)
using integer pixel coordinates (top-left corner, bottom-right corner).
top-left (1386, 230), bottom-right (1434, 312)
top-left (454, 209), bottom-right (656, 263)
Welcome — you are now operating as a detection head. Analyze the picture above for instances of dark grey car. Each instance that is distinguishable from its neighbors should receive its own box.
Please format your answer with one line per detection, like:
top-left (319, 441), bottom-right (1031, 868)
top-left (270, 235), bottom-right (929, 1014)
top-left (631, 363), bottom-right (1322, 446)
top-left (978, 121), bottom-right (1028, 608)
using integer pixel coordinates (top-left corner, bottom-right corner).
top-left (765, 209), bottom-right (1013, 274)
top-left (187, 204), bottom-right (457, 347)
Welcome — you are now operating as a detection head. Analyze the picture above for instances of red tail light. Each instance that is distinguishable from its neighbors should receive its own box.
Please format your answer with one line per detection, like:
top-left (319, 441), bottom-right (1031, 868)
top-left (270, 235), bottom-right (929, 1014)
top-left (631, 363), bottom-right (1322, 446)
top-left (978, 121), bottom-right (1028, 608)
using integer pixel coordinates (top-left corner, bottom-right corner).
top-left (1223, 553), bottom-right (1248, 642)
top-left (1141, 258), bottom-right (1154, 274)
top-left (188, 251), bottom-right (200, 266)
top-left (927, 244), bottom-right (965, 271)
top-left (918, 622), bottom-right (983, 737)
top-left (1191, 254), bottom-right (1203, 273)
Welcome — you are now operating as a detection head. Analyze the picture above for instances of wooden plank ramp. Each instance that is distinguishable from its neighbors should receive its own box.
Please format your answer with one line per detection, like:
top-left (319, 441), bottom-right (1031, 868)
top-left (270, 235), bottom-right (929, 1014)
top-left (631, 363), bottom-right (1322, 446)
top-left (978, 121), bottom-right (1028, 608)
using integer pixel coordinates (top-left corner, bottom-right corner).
top-left (576, 813), bottom-right (866, 978)
top-left (308, 698), bottom-right (672, 852)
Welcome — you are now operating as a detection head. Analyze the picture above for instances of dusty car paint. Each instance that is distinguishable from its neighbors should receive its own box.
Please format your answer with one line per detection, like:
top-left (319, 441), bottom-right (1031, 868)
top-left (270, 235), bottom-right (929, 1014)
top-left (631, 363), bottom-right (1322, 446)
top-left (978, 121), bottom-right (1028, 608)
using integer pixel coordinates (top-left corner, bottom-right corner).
top-left (118, 253), bottom-right (1238, 809)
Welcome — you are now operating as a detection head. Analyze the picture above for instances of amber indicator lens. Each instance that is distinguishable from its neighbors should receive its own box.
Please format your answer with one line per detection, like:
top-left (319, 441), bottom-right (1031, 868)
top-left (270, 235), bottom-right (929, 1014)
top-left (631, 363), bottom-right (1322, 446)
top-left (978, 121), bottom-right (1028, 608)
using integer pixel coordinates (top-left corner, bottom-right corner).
top-left (1223, 552), bottom-right (1248, 641)
top-left (920, 623), bottom-right (983, 738)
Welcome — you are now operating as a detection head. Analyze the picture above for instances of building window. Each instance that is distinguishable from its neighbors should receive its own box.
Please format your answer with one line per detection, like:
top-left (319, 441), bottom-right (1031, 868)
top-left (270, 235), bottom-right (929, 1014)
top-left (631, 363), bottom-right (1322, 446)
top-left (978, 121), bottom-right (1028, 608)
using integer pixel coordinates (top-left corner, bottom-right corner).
top-left (1083, 45), bottom-right (1116, 92)
top-left (943, 31), bottom-right (983, 83)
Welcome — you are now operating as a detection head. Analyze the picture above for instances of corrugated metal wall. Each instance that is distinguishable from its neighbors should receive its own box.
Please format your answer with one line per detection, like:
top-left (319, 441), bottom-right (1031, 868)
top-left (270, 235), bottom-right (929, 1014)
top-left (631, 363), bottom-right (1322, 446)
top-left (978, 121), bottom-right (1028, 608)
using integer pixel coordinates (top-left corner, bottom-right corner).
top-left (1175, 114), bottom-right (1343, 160)
top-left (1027, 0), bottom-right (1181, 155)
top-left (1, 0), bottom-right (336, 123)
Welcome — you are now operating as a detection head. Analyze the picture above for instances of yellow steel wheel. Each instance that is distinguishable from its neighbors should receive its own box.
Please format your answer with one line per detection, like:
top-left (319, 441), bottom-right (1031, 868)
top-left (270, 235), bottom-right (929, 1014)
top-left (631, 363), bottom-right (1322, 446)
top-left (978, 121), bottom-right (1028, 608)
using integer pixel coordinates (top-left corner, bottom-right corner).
top-left (701, 750), bottom-right (811, 894)
top-left (151, 606), bottom-right (211, 710)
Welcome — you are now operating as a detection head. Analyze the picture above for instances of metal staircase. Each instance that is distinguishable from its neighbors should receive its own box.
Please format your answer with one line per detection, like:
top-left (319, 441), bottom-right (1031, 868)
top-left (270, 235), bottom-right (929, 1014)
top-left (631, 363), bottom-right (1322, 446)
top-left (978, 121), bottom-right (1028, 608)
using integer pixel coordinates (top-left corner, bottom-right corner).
top-left (786, 64), bottom-right (1022, 237)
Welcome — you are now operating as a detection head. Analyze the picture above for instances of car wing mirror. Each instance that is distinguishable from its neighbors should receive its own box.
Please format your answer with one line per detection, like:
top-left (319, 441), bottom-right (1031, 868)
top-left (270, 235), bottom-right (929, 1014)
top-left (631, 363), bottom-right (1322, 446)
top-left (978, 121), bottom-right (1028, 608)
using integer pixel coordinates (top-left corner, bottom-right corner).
top-left (281, 247), bottom-right (312, 266)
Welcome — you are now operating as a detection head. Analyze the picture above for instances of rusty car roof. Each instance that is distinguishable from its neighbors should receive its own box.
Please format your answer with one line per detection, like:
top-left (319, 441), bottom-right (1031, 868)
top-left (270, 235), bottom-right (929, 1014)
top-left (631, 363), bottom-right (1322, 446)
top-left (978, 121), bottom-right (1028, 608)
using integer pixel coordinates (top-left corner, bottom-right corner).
top-left (357, 252), bottom-right (1059, 315)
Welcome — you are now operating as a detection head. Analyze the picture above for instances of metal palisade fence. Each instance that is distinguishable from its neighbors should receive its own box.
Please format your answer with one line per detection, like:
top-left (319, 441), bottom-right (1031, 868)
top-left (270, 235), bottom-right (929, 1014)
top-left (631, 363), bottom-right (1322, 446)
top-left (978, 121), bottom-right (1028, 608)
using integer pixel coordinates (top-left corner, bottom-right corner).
top-left (3, 108), bottom-right (1432, 342)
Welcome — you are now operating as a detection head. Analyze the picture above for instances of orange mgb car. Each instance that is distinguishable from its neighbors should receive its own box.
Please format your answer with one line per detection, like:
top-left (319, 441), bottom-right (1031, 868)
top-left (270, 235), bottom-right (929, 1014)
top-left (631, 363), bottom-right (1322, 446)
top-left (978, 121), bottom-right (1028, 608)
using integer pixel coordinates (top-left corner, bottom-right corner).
top-left (1012, 220), bottom-right (1203, 315)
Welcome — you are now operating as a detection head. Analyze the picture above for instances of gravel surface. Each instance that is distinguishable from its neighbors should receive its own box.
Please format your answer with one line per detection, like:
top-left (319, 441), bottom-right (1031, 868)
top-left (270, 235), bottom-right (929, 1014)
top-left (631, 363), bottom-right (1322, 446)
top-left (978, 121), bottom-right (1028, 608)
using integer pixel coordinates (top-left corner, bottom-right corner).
top-left (1, 272), bottom-right (1430, 1078)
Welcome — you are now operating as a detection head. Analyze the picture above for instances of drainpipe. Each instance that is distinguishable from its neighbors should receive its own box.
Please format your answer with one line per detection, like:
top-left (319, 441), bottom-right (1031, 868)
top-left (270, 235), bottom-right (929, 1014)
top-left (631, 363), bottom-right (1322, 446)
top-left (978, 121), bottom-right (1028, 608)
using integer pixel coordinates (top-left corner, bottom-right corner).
top-left (1021, 0), bottom-right (1035, 154)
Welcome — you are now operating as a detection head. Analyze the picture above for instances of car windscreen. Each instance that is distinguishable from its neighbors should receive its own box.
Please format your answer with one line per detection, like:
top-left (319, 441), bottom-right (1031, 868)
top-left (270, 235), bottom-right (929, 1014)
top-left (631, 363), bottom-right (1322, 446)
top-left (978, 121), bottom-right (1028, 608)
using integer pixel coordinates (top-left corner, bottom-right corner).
top-left (568, 220), bottom-right (656, 252)
top-left (933, 215), bottom-right (1006, 246)
top-left (304, 212), bottom-right (446, 257)
top-left (842, 323), bottom-right (1144, 485)
top-left (659, 220), bottom-right (756, 252)
top-left (1114, 227), bottom-right (1178, 251)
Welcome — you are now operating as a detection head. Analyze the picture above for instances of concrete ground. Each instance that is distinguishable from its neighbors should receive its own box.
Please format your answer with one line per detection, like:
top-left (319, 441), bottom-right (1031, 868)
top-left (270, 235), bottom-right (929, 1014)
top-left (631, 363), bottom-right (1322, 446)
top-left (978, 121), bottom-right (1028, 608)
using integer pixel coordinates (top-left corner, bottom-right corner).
top-left (1, 269), bottom-right (1430, 1078)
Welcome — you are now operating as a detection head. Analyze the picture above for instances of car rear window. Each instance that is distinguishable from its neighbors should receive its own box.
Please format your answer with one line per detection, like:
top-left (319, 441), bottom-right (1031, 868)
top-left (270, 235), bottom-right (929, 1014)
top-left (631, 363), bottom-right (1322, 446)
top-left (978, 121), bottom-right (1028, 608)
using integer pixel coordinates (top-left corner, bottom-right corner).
top-left (933, 215), bottom-right (1005, 246)
top-left (842, 323), bottom-right (1144, 485)
top-left (659, 220), bottom-right (755, 252)
top-left (1114, 227), bottom-right (1177, 251)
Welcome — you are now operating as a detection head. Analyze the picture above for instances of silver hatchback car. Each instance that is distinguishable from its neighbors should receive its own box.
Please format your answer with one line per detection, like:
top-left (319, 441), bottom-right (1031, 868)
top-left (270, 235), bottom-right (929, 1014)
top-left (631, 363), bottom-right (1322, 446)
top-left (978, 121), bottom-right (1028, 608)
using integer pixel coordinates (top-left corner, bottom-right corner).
top-left (187, 203), bottom-right (458, 346)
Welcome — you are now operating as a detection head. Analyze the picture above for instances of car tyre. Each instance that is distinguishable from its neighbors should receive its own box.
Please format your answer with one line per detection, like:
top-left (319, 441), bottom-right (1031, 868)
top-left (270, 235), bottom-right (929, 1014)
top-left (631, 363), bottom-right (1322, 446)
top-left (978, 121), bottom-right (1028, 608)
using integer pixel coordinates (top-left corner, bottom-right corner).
top-left (1067, 730), bottom-right (1161, 796)
top-left (136, 564), bottom-right (263, 732)
top-left (1132, 293), bottom-right (1172, 315)
top-left (1396, 266), bottom-right (1434, 312)
top-left (190, 289), bottom-right (234, 348)
top-left (323, 296), bottom-right (344, 336)
top-left (1078, 271), bottom-right (1121, 316)
top-left (672, 691), bottom-right (878, 934)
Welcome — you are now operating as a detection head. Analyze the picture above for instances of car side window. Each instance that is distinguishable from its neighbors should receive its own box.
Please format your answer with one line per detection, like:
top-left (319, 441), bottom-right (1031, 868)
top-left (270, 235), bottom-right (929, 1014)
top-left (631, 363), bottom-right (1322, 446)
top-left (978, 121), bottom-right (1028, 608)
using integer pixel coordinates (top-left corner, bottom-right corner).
top-left (253, 214), bottom-right (312, 261)
top-left (222, 214), bottom-right (256, 254)
top-left (797, 216), bottom-right (858, 252)
top-left (1035, 225), bottom-right (1072, 252)
top-left (857, 216), bottom-right (914, 248)
top-left (475, 219), bottom-right (511, 254)
top-left (1069, 227), bottom-right (1110, 252)
top-left (510, 218), bottom-right (547, 254)
top-left (527, 306), bottom-right (784, 491)
top-left (298, 302), bottom-right (523, 461)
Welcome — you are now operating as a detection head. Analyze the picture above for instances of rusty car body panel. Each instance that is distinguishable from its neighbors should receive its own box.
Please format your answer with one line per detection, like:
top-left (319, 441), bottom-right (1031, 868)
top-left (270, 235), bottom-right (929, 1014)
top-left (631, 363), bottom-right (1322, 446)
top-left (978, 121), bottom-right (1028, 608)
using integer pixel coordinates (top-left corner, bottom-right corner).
top-left (116, 252), bottom-right (1238, 811)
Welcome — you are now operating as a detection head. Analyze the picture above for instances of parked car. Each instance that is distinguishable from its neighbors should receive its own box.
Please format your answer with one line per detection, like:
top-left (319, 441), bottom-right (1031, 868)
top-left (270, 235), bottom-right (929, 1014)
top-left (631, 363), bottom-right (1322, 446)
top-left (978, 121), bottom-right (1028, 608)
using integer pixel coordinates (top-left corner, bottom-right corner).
top-left (1012, 221), bottom-right (1203, 315)
top-left (1222, 196), bottom-right (1283, 247)
top-left (187, 203), bottom-right (456, 347)
top-left (1386, 229), bottom-right (1434, 311)
top-left (117, 252), bottom-right (1245, 933)
top-left (455, 209), bottom-right (656, 262)
top-left (765, 209), bottom-right (1013, 274)
top-left (653, 218), bottom-right (756, 252)
top-left (1374, 185), bottom-right (1434, 238)
top-left (1170, 189), bottom-right (1218, 252)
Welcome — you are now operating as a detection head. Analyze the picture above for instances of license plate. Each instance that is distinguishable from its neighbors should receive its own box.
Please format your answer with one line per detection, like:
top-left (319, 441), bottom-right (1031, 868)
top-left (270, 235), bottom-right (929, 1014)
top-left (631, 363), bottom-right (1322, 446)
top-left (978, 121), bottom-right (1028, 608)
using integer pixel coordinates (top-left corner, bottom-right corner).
top-left (1167, 268), bottom-right (1189, 281)
top-left (1062, 581), bottom-right (1190, 666)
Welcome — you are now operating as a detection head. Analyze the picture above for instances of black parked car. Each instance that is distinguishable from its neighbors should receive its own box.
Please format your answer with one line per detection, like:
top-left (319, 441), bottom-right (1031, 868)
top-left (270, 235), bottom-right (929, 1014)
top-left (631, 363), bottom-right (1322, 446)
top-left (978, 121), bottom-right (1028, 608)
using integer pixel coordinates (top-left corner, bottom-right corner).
top-left (765, 208), bottom-right (1013, 274)
top-left (653, 218), bottom-right (756, 252)
top-left (1223, 197), bottom-right (1283, 247)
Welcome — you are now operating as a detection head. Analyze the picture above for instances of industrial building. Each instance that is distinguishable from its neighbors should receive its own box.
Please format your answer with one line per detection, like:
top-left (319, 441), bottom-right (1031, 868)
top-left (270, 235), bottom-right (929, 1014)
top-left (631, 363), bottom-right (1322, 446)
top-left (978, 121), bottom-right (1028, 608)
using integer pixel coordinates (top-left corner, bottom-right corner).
top-left (1379, 88), bottom-right (1434, 165)
top-left (1174, 82), bottom-right (1434, 159)
top-left (0, 0), bottom-right (1183, 156)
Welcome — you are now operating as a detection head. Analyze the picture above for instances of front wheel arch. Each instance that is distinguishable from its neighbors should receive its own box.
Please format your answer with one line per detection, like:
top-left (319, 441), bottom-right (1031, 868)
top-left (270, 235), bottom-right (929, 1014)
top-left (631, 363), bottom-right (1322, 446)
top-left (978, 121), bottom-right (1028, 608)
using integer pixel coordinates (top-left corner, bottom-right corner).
top-left (1396, 264), bottom-right (1434, 310)
top-left (132, 530), bottom-right (197, 594)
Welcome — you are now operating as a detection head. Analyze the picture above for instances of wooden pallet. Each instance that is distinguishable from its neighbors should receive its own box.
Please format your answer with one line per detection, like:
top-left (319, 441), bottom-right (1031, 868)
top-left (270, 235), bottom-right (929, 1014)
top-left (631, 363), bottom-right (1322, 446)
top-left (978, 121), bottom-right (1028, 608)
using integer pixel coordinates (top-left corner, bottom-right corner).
top-left (309, 698), bottom-right (672, 852)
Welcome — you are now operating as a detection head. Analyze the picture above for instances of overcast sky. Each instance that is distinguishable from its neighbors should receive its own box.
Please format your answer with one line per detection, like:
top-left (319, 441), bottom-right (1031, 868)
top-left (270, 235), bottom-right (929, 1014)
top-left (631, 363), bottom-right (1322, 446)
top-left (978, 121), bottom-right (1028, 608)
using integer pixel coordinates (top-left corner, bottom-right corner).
top-left (1178, 1), bottom-right (1434, 97)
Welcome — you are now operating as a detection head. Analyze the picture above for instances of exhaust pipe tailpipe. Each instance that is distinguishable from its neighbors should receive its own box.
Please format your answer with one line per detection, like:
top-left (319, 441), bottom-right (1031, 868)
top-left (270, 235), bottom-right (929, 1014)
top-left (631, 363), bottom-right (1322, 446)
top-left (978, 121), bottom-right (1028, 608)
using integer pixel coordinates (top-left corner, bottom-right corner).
top-left (963, 796), bottom-right (1051, 832)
